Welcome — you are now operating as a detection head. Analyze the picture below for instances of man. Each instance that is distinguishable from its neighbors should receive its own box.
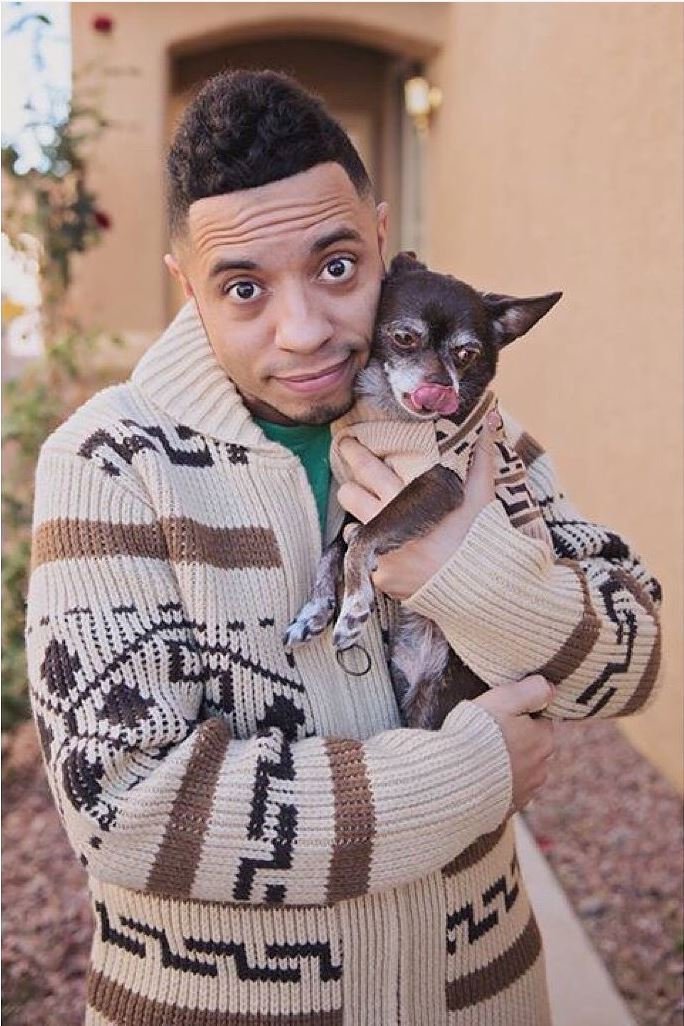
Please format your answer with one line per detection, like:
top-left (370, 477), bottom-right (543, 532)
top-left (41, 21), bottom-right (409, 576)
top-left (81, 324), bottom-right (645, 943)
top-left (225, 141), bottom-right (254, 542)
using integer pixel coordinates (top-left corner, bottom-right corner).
top-left (26, 70), bottom-right (662, 1025)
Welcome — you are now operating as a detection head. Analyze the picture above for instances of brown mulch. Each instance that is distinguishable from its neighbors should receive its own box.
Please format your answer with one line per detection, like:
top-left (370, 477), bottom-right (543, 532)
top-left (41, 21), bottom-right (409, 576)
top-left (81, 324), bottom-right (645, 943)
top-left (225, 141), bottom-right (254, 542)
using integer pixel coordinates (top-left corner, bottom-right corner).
top-left (2, 717), bottom-right (683, 1026)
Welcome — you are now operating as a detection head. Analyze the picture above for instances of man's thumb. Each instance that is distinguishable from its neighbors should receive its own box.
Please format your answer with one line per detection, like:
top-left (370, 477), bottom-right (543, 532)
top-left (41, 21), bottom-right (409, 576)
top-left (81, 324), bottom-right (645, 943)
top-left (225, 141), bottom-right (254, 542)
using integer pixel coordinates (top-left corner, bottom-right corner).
top-left (505, 674), bottom-right (554, 715)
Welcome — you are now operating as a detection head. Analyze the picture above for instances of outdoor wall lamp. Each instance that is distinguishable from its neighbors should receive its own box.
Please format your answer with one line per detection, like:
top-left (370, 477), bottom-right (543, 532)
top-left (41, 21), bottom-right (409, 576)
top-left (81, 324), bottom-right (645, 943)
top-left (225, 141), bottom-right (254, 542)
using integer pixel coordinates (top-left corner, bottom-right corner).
top-left (404, 75), bottom-right (443, 135)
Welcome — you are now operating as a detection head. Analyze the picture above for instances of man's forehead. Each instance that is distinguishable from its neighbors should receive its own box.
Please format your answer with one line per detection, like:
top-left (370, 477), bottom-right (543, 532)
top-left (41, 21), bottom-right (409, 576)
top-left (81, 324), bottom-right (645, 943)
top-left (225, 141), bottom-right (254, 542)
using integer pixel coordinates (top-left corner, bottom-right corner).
top-left (186, 163), bottom-right (373, 258)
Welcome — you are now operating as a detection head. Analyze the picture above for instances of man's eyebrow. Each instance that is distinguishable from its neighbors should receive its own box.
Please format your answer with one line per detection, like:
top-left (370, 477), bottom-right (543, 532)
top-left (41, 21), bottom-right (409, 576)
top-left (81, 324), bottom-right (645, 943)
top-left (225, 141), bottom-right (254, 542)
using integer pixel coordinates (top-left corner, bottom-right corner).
top-left (310, 227), bottom-right (363, 253)
top-left (208, 228), bottom-right (362, 279)
top-left (209, 257), bottom-right (259, 278)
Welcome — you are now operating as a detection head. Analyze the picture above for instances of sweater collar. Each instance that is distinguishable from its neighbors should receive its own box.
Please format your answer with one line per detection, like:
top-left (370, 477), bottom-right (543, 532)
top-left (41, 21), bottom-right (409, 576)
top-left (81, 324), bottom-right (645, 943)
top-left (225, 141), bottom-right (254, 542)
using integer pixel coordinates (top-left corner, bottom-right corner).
top-left (131, 300), bottom-right (268, 449)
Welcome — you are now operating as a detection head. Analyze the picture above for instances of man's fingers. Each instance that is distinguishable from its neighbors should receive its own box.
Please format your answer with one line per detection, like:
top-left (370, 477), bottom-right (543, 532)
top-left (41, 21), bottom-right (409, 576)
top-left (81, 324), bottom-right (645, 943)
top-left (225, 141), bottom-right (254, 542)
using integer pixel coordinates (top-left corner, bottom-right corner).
top-left (338, 437), bottom-right (403, 504)
top-left (511, 674), bottom-right (555, 715)
top-left (464, 411), bottom-right (500, 499)
top-left (337, 481), bottom-right (383, 525)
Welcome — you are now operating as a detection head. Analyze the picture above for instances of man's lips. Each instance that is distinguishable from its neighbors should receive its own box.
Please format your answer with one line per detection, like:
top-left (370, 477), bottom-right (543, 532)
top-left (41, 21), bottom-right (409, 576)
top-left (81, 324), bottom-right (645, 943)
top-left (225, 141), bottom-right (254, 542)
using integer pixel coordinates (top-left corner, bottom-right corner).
top-left (277, 356), bottom-right (350, 382)
top-left (274, 355), bottom-right (353, 394)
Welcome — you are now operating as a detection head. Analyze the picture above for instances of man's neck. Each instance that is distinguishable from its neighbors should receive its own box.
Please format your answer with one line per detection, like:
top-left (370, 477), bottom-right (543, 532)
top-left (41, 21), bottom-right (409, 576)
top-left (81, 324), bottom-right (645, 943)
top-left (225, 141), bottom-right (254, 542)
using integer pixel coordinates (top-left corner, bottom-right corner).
top-left (241, 392), bottom-right (300, 427)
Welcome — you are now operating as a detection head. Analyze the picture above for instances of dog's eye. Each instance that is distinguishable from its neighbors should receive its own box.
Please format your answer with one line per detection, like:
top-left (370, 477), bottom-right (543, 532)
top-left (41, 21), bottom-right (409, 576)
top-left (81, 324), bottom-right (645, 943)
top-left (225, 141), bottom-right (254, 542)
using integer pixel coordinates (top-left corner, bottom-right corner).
top-left (392, 330), bottom-right (420, 350)
top-left (455, 348), bottom-right (477, 368)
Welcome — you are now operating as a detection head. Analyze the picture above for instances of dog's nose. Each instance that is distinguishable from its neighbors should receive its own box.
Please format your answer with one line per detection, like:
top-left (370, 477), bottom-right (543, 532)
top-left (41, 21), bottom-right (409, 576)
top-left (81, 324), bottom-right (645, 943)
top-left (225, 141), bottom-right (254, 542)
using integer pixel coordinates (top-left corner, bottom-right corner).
top-left (424, 373), bottom-right (453, 387)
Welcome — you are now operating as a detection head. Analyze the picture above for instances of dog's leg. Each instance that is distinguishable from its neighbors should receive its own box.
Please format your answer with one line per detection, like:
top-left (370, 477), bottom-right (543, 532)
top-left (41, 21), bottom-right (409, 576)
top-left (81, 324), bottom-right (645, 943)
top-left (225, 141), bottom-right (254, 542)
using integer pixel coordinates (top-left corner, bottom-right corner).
top-left (332, 465), bottom-right (464, 651)
top-left (391, 610), bottom-right (490, 729)
top-left (390, 609), bottom-right (451, 727)
top-left (282, 531), bottom-right (347, 648)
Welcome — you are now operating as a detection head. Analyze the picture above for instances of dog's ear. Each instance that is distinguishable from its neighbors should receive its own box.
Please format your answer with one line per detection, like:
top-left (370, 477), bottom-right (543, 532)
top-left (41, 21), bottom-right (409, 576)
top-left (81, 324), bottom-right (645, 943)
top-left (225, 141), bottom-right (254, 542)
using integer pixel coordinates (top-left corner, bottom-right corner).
top-left (387, 250), bottom-right (428, 277)
top-left (481, 291), bottom-right (562, 348)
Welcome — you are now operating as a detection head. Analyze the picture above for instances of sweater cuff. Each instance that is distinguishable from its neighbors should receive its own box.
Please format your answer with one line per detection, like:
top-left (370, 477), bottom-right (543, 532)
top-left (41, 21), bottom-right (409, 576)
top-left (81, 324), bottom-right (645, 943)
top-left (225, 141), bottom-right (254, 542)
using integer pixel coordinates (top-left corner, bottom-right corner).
top-left (440, 698), bottom-right (513, 824)
top-left (402, 498), bottom-right (556, 662)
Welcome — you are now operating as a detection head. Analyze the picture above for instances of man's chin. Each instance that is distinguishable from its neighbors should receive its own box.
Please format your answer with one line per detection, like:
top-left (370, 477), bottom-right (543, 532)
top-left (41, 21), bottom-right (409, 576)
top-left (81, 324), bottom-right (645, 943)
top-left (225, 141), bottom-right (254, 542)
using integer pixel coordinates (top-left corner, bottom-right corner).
top-left (241, 371), bottom-right (361, 426)
top-left (287, 393), bottom-right (357, 426)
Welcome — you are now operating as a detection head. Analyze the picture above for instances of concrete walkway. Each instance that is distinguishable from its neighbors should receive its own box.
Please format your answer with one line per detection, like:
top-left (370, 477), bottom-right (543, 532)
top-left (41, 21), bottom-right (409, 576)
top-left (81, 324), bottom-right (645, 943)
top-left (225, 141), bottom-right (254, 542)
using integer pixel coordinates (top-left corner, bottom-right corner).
top-left (514, 816), bottom-right (637, 1026)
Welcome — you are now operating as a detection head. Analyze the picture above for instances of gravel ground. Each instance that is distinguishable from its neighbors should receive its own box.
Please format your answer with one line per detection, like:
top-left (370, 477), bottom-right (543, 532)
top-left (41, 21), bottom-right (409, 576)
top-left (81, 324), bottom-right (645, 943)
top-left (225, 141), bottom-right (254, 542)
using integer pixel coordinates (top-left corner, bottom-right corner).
top-left (2, 717), bottom-right (682, 1026)
top-left (524, 719), bottom-right (684, 1026)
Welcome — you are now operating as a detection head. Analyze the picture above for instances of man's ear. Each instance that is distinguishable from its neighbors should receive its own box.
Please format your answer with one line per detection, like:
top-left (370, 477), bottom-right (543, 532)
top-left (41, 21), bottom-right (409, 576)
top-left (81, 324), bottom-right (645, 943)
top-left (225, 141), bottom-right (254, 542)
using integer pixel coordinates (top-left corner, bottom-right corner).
top-left (164, 253), bottom-right (194, 300)
top-left (482, 291), bottom-right (563, 348)
top-left (375, 201), bottom-right (390, 265)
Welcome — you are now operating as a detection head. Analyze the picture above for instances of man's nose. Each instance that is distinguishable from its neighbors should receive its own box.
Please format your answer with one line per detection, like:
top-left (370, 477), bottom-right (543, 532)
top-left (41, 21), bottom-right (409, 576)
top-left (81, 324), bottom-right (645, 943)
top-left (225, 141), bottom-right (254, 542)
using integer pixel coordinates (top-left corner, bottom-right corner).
top-left (273, 285), bottom-right (333, 353)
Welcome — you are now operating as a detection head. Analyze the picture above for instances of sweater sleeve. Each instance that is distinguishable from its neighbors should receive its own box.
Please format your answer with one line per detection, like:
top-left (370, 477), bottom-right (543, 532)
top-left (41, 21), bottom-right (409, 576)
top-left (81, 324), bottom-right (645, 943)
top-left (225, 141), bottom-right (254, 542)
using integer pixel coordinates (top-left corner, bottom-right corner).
top-left (402, 411), bottom-right (663, 721)
top-left (26, 447), bottom-right (512, 906)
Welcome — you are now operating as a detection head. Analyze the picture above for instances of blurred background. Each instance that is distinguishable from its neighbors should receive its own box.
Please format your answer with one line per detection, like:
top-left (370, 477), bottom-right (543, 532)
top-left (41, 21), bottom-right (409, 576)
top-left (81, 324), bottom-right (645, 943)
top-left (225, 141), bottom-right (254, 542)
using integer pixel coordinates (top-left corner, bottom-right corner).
top-left (2, 3), bottom-right (682, 1025)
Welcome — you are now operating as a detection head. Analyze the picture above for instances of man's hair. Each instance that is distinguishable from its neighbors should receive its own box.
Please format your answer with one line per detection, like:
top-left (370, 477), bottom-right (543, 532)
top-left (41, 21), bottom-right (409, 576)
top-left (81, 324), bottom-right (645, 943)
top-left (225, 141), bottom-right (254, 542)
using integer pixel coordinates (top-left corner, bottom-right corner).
top-left (166, 69), bottom-right (373, 240)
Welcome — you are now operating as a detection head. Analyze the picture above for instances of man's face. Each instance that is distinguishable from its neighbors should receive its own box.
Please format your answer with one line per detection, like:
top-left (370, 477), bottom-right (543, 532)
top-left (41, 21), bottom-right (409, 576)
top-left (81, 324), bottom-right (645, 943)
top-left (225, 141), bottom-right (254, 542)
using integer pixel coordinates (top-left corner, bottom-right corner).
top-left (166, 162), bottom-right (388, 425)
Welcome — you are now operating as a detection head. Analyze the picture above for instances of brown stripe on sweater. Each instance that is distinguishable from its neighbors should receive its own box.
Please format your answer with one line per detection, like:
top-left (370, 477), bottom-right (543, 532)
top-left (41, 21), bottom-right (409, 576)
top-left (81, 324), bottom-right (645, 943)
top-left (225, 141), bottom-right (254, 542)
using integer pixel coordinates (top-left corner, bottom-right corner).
top-left (438, 391), bottom-right (495, 455)
top-left (441, 820), bottom-right (509, 878)
top-left (325, 738), bottom-right (376, 903)
top-left (87, 969), bottom-right (343, 1025)
top-left (509, 508), bottom-right (545, 529)
top-left (146, 719), bottom-right (231, 897)
top-left (607, 567), bottom-right (662, 715)
top-left (31, 519), bottom-right (167, 570)
top-left (514, 431), bottom-right (545, 468)
top-left (160, 519), bottom-right (281, 570)
top-left (494, 468), bottom-right (527, 486)
top-left (619, 626), bottom-right (661, 715)
top-left (445, 911), bottom-right (543, 1011)
top-left (31, 517), bottom-right (281, 572)
top-left (536, 560), bottom-right (601, 681)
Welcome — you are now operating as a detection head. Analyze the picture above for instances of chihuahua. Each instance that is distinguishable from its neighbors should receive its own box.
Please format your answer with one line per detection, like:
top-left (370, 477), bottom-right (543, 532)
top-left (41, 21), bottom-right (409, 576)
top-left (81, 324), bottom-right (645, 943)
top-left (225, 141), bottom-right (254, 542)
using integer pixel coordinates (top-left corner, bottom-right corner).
top-left (283, 251), bottom-right (561, 729)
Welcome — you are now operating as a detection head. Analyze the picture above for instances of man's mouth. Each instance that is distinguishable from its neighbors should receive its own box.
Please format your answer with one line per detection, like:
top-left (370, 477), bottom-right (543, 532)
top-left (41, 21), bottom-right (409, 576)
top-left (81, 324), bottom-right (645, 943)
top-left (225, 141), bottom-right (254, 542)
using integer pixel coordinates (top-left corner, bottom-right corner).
top-left (274, 355), bottom-right (354, 395)
top-left (403, 383), bottom-right (460, 416)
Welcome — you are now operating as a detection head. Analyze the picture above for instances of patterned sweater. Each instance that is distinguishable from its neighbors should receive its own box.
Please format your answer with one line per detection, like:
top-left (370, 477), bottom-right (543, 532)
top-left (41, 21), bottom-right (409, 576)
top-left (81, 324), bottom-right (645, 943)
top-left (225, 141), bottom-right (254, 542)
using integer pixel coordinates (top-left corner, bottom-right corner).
top-left (26, 301), bottom-right (663, 1026)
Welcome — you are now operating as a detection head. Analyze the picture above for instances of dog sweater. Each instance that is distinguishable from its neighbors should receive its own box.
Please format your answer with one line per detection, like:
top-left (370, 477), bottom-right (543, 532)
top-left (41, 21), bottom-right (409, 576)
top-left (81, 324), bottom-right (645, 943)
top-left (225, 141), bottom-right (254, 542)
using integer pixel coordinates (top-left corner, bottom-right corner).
top-left (330, 389), bottom-right (552, 547)
top-left (25, 301), bottom-right (662, 1026)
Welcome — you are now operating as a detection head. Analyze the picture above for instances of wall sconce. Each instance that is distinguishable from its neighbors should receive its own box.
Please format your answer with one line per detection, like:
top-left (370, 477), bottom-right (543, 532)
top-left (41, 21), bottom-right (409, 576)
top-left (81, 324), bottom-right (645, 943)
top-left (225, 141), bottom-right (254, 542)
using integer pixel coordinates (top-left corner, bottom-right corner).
top-left (404, 75), bottom-right (443, 135)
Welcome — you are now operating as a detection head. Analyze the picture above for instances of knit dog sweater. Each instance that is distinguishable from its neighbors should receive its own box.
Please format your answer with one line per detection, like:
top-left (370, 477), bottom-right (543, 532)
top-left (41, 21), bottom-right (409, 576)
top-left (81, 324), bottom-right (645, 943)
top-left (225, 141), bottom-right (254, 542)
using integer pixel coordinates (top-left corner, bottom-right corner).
top-left (25, 301), bottom-right (662, 1026)
top-left (330, 388), bottom-right (552, 548)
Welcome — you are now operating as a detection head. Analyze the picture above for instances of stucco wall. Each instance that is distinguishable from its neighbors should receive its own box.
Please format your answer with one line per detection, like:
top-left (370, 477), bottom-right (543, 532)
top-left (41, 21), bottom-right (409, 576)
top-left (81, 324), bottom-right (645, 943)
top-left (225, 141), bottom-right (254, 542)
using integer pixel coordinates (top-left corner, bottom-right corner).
top-left (425, 3), bottom-right (683, 788)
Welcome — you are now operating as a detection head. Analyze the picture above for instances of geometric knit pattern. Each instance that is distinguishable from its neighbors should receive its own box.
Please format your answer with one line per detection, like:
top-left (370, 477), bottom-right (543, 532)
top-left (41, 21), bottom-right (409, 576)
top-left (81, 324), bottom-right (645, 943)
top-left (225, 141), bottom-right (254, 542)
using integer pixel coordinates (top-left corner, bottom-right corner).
top-left (25, 301), bottom-right (662, 1025)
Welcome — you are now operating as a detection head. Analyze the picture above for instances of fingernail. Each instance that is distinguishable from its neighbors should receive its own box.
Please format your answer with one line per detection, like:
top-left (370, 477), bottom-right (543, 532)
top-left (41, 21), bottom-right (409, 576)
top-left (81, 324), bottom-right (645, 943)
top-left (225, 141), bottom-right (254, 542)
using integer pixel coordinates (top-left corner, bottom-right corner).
top-left (487, 411), bottom-right (501, 431)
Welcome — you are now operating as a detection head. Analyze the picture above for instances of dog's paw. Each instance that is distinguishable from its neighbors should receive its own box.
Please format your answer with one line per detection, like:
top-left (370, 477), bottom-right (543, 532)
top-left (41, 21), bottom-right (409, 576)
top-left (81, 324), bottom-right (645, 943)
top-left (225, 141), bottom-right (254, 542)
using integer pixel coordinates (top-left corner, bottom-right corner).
top-left (282, 596), bottom-right (335, 649)
top-left (332, 592), bottom-right (374, 651)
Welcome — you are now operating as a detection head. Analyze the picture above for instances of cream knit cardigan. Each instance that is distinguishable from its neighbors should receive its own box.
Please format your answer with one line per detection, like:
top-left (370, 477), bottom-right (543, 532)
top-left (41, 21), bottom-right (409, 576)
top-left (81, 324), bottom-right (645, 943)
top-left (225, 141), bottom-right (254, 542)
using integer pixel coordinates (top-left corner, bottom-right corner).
top-left (26, 301), bottom-right (662, 1026)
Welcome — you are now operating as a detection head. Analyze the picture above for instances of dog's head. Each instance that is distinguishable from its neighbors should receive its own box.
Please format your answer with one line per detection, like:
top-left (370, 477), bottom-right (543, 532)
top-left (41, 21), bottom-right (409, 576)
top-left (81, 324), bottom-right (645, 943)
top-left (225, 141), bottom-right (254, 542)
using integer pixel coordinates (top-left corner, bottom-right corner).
top-left (359, 251), bottom-right (562, 421)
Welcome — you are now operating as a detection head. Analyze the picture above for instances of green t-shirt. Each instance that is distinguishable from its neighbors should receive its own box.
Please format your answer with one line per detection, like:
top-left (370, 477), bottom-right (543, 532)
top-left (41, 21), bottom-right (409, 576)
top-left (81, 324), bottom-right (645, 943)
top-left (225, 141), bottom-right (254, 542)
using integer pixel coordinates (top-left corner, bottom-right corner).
top-left (254, 417), bottom-right (331, 537)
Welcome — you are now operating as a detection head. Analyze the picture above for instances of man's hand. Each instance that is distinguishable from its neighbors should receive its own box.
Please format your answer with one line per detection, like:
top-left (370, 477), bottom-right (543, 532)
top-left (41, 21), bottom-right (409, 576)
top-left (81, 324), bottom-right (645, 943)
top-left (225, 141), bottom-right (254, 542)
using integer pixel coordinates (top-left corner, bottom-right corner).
top-left (337, 410), bottom-right (501, 600)
top-left (474, 675), bottom-right (555, 812)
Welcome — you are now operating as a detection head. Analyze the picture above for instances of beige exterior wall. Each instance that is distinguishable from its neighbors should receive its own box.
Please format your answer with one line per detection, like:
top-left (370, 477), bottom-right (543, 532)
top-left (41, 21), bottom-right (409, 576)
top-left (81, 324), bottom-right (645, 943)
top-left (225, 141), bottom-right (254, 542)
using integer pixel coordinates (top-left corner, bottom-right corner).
top-left (423, 3), bottom-right (683, 789)
top-left (71, 3), bottom-right (683, 789)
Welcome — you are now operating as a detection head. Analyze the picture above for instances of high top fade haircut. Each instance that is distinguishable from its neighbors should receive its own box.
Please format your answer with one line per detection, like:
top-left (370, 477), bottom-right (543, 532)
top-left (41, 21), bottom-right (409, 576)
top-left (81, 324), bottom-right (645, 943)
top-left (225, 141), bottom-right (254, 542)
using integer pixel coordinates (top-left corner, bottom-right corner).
top-left (166, 69), bottom-right (373, 241)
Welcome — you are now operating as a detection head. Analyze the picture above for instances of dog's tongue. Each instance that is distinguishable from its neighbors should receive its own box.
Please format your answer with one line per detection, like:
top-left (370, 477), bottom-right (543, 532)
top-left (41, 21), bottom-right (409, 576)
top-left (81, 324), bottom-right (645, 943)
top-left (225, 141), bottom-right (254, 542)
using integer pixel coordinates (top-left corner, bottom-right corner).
top-left (410, 384), bottom-right (460, 415)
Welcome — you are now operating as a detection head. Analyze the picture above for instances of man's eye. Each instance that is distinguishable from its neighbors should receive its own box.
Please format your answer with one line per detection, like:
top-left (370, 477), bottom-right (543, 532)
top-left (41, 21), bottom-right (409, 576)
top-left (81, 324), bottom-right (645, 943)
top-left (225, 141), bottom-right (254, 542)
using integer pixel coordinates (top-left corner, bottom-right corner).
top-left (319, 256), bottom-right (356, 282)
top-left (225, 281), bottom-right (263, 302)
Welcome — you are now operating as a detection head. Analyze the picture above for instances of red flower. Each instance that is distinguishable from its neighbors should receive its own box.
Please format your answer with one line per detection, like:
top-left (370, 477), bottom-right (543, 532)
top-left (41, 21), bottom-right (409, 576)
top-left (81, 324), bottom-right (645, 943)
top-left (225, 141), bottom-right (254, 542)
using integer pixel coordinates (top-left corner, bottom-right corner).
top-left (92, 14), bottom-right (113, 33)
top-left (94, 210), bottom-right (112, 230)
top-left (534, 833), bottom-right (555, 854)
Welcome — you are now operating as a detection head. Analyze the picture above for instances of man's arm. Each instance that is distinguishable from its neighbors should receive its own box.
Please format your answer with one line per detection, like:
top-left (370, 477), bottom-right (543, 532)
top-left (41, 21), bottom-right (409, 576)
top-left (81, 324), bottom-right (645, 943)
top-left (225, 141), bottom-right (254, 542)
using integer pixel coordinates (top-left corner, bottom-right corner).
top-left (402, 407), bottom-right (663, 719)
top-left (26, 444), bottom-right (516, 907)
